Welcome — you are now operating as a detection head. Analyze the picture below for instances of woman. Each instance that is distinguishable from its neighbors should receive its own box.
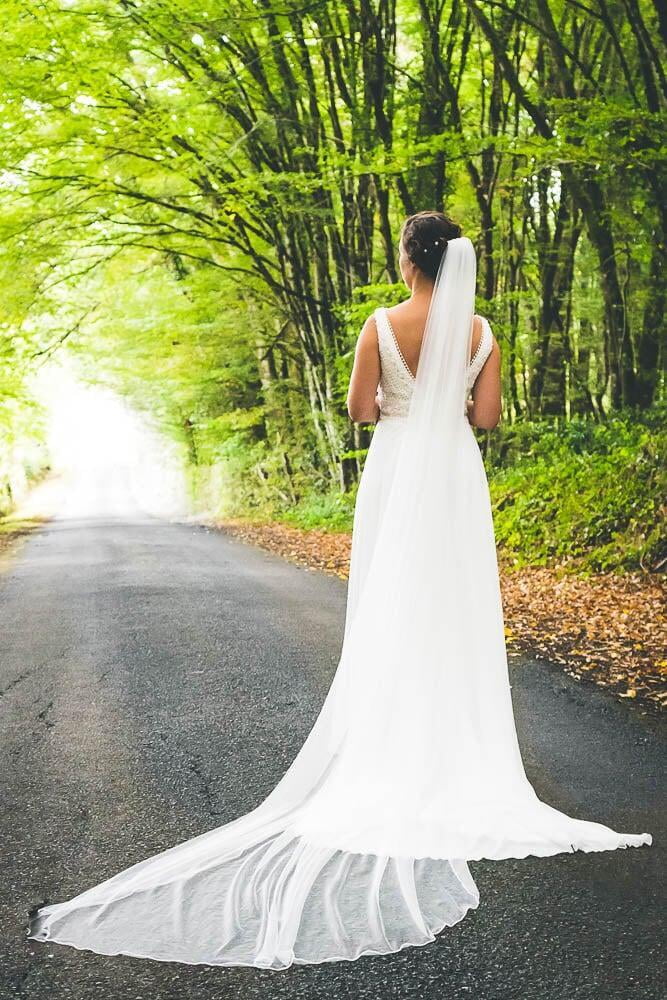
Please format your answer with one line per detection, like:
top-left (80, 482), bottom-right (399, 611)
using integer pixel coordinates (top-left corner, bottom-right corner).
top-left (344, 211), bottom-right (501, 632)
top-left (28, 212), bottom-right (651, 969)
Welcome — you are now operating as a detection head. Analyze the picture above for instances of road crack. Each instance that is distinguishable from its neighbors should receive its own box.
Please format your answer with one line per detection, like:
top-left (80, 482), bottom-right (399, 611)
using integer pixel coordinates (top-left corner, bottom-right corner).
top-left (0, 667), bottom-right (34, 698)
top-left (186, 753), bottom-right (223, 817)
top-left (36, 700), bottom-right (55, 728)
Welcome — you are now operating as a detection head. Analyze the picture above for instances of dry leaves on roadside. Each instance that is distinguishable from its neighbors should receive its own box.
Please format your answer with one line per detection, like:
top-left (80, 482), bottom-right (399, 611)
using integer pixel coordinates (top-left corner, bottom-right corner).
top-left (220, 518), bottom-right (666, 712)
top-left (221, 519), bottom-right (353, 579)
top-left (499, 565), bottom-right (666, 711)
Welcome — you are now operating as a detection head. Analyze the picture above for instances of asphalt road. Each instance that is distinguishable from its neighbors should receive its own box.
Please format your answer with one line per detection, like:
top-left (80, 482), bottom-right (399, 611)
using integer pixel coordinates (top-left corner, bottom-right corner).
top-left (1, 513), bottom-right (664, 1000)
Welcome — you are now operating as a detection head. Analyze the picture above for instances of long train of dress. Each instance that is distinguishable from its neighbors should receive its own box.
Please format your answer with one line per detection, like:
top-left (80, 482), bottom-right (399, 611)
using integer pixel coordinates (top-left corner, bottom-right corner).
top-left (27, 309), bottom-right (651, 968)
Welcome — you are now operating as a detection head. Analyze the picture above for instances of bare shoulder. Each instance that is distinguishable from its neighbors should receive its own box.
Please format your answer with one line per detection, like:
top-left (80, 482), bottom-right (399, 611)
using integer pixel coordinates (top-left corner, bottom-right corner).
top-left (354, 311), bottom-right (379, 357)
top-left (360, 311), bottom-right (378, 338)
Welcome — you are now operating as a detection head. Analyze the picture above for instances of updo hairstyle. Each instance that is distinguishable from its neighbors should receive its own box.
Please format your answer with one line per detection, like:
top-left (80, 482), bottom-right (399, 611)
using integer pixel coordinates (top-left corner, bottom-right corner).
top-left (400, 211), bottom-right (462, 281)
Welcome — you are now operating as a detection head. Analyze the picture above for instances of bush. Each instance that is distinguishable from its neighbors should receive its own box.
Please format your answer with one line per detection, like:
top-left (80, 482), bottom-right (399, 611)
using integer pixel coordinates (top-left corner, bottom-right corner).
top-left (489, 408), bottom-right (666, 572)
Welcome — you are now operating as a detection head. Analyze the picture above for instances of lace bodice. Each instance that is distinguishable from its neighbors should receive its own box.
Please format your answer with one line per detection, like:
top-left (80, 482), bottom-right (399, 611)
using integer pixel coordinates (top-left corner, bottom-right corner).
top-left (375, 306), bottom-right (493, 419)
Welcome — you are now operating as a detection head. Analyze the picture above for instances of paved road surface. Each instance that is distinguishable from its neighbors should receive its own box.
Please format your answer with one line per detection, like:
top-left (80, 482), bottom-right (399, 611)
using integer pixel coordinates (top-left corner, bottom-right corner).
top-left (1, 514), bottom-right (663, 1000)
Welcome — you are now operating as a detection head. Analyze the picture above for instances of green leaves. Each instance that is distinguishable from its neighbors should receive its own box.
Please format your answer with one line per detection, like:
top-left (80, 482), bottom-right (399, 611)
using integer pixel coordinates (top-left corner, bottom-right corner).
top-left (490, 409), bottom-right (667, 573)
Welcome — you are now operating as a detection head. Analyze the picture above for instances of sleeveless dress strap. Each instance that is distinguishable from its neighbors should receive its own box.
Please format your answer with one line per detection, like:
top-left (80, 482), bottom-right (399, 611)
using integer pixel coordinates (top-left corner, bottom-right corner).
top-left (467, 317), bottom-right (493, 388)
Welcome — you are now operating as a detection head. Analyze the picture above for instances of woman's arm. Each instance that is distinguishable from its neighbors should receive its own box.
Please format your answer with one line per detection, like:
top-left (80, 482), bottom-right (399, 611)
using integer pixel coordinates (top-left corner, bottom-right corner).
top-left (467, 335), bottom-right (502, 430)
top-left (346, 316), bottom-right (381, 423)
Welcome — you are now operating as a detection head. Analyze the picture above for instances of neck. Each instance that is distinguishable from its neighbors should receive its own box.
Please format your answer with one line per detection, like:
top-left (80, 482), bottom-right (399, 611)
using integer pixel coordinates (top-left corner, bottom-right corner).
top-left (410, 271), bottom-right (435, 301)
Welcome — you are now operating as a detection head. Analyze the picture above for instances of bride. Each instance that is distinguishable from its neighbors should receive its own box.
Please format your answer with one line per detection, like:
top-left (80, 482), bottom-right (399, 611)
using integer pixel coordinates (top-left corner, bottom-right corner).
top-left (28, 211), bottom-right (651, 969)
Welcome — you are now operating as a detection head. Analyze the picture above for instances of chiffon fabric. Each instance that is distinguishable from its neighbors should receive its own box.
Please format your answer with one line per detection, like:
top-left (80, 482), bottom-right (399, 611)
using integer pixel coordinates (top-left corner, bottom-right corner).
top-left (27, 238), bottom-right (651, 968)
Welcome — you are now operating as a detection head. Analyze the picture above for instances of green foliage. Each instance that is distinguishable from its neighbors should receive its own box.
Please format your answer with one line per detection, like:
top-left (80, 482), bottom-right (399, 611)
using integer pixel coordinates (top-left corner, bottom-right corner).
top-left (0, 333), bottom-right (50, 515)
top-left (0, 393), bottom-right (49, 517)
top-left (490, 409), bottom-right (666, 573)
top-left (277, 488), bottom-right (359, 533)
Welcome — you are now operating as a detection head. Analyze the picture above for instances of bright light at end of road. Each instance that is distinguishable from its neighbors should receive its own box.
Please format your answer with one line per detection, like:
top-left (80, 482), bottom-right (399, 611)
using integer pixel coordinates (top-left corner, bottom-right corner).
top-left (22, 360), bottom-right (190, 522)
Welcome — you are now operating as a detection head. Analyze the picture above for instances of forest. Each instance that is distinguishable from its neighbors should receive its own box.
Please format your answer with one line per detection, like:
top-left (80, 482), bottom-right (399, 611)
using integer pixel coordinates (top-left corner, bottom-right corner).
top-left (1, 0), bottom-right (665, 574)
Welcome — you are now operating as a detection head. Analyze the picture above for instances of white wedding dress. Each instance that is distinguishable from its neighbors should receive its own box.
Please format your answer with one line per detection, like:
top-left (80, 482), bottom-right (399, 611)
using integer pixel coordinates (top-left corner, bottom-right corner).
top-left (28, 240), bottom-right (651, 969)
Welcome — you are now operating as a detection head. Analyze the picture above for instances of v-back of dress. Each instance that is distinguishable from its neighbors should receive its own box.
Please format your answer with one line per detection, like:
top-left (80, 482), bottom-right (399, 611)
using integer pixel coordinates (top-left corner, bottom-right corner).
top-left (375, 306), bottom-right (493, 419)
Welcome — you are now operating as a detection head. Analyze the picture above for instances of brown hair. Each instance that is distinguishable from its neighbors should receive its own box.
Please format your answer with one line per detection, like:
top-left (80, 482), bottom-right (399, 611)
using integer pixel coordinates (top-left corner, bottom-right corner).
top-left (400, 211), bottom-right (462, 281)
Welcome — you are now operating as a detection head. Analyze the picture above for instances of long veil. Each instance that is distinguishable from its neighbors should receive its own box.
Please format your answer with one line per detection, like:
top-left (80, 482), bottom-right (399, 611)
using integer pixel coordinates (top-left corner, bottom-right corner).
top-left (28, 238), bottom-right (650, 968)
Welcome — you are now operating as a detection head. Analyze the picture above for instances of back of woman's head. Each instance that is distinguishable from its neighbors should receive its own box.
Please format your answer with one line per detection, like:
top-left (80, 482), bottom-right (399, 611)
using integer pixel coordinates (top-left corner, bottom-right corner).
top-left (400, 211), bottom-right (462, 281)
